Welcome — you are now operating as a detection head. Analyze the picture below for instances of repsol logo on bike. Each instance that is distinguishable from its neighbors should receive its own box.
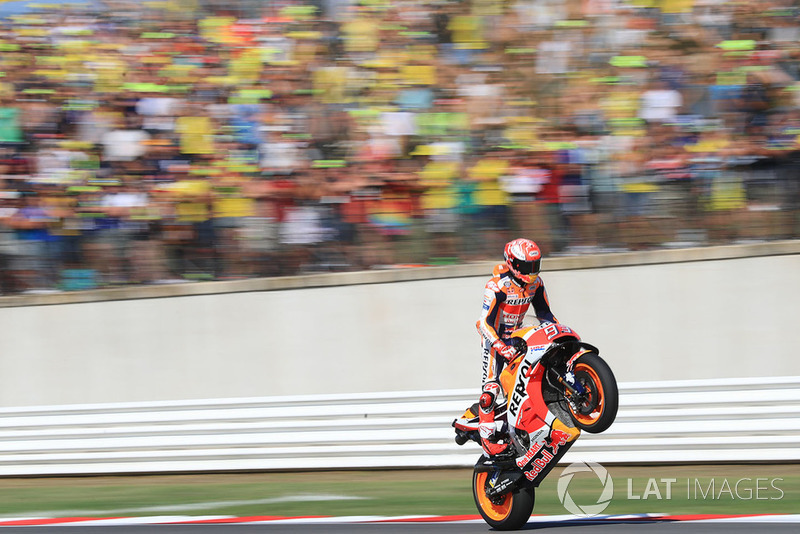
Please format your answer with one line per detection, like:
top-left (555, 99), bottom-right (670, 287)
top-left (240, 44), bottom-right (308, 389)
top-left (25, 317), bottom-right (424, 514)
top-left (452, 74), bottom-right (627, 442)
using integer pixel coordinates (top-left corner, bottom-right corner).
top-left (508, 363), bottom-right (531, 418)
top-left (505, 297), bottom-right (532, 306)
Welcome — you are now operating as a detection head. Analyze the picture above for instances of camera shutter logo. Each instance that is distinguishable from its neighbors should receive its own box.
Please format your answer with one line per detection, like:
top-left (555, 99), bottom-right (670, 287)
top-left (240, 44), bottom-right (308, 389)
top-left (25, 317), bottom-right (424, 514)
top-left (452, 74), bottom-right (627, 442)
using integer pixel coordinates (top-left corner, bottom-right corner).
top-left (556, 461), bottom-right (614, 516)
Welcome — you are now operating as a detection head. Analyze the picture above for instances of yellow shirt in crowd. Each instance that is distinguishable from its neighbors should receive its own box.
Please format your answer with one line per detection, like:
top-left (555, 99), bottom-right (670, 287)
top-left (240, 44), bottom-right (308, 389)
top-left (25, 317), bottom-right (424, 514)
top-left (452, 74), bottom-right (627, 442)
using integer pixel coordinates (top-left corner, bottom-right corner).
top-left (471, 158), bottom-right (510, 206)
top-left (176, 117), bottom-right (214, 155)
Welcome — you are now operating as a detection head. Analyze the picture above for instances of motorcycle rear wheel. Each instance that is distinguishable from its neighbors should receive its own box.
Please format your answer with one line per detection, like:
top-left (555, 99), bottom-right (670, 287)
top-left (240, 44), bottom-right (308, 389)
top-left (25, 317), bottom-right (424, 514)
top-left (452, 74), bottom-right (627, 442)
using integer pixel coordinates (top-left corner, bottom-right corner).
top-left (472, 470), bottom-right (535, 531)
top-left (566, 352), bottom-right (618, 434)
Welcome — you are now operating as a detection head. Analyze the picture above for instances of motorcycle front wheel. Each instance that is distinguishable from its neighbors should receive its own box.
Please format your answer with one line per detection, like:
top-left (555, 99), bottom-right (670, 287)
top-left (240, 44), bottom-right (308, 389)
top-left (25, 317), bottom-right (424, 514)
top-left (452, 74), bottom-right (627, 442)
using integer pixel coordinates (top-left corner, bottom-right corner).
top-left (472, 470), bottom-right (535, 531)
top-left (565, 352), bottom-right (619, 434)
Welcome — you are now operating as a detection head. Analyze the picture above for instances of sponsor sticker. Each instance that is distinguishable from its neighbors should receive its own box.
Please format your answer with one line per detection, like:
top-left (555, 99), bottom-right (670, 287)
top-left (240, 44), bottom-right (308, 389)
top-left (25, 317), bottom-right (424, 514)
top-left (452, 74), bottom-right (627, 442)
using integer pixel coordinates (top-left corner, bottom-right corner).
top-left (507, 363), bottom-right (530, 418)
top-left (549, 429), bottom-right (571, 455)
top-left (523, 448), bottom-right (555, 481)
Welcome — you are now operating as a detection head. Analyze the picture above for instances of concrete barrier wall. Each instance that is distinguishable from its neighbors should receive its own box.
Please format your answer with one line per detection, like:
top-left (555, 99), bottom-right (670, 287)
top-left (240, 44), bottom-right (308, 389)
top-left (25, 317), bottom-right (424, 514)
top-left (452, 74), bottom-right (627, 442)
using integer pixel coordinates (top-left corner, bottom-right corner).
top-left (1, 242), bottom-right (799, 407)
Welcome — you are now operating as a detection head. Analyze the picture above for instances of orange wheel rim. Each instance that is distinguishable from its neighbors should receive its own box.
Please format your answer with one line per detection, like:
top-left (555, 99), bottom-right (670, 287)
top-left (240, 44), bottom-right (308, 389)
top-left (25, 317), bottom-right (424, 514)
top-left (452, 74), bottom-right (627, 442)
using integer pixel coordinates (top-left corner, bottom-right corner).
top-left (569, 363), bottom-right (604, 425)
top-left (475, 472), bottom-right (513, 521)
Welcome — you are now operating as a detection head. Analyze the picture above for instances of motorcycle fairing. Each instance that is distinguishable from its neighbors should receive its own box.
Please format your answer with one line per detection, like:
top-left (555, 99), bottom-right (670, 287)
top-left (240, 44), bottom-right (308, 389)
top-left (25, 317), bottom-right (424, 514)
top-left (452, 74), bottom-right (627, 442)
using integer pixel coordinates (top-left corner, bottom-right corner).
top-left (454, 321), bottom-right (585, 493)
top-left (497, 331), bottom-right (581, 487)
top-left (518, 419), bottom-right (579, 486)
top-left (522, 323), bottom-right (580, 347)
top-left (505, 357), bottom-right (549, 430)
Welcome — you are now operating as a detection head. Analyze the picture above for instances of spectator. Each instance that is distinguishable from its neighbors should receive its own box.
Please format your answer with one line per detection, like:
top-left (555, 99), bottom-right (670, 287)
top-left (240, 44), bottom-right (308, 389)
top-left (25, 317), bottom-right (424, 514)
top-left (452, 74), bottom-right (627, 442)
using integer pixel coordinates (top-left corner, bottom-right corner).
top-left (0, 0), bottom-right (796, 293)
top-left (639, 79), bottom-right (684, 126)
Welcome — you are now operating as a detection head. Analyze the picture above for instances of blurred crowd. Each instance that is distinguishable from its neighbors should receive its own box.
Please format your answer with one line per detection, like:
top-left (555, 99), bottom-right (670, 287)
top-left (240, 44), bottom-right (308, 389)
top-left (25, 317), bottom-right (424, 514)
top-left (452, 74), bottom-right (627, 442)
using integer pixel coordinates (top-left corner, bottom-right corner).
top-left (1, 0), bottom-right (800, 293)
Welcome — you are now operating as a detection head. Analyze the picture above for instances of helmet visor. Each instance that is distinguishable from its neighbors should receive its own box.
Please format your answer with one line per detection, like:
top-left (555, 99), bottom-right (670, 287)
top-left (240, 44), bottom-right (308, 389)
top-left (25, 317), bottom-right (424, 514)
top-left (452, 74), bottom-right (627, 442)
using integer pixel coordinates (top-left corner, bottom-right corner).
top-left (510, 257), bottom-right (541, 276)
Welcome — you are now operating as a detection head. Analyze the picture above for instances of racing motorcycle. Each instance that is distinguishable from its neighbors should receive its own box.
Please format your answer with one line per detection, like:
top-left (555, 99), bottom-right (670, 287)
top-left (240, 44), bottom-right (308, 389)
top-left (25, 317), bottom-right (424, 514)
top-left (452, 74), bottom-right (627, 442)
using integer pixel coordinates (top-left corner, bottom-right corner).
top-left (453, 322), bottom-right (618, 530)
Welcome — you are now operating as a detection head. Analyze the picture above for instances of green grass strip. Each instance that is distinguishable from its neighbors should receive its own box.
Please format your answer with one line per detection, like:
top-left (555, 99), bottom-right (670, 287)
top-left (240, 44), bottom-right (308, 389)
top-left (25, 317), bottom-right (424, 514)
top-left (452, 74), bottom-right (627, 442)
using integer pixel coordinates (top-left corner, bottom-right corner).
top-left (0, 466), bottom-right (796, 518)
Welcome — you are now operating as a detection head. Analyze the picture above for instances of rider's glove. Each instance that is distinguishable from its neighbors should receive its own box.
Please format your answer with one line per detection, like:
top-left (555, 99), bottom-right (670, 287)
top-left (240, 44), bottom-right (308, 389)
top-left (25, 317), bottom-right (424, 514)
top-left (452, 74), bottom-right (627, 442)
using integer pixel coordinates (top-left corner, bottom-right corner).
top-left (492, 338), bottom-right (519, 362)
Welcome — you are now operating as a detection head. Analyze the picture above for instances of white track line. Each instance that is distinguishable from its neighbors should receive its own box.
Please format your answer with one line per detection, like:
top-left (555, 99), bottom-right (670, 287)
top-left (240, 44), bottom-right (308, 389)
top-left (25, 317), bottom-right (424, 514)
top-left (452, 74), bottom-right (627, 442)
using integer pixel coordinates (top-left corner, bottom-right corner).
top-left (1, 513), bottom-right (799, 526)
top-left (0, 494), bottom-right (367, 519)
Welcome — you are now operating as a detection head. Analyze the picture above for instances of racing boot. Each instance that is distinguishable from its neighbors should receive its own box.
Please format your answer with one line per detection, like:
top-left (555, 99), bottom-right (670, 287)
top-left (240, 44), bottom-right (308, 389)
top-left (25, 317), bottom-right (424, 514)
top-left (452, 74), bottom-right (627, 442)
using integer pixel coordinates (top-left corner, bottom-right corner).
top-left (478, 381), bottom-right (509, 456)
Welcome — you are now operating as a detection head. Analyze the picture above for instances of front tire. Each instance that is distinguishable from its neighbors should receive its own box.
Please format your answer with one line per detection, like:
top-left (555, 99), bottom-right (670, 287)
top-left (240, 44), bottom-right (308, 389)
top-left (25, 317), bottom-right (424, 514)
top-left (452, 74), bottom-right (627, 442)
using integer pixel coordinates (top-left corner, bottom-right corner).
top-left (473, 470), bottom-right (535, 531)
top-left (566, 352), bottom-right (618, 434)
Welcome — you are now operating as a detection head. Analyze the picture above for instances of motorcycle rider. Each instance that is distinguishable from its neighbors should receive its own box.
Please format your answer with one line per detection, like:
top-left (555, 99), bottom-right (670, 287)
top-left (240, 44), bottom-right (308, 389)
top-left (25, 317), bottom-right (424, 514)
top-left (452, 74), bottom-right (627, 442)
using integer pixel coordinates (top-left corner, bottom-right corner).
top-left (476, 238), bottom-right (558, 455)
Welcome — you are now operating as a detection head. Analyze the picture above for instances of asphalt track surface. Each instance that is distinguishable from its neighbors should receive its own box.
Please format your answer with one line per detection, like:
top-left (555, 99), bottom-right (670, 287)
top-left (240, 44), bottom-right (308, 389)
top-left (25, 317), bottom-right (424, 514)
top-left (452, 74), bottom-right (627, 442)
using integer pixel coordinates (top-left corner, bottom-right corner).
top-left (0, 522), bottom-right (798, 534)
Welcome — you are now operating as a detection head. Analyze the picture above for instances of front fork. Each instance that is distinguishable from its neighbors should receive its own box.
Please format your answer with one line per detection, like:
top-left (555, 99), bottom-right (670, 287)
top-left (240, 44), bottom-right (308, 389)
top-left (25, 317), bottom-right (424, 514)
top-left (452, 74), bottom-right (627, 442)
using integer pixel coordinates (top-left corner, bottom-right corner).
top-left (547, 364), bottom-right (588, 415)
top-left (550, 368), bottom-right (585, 396)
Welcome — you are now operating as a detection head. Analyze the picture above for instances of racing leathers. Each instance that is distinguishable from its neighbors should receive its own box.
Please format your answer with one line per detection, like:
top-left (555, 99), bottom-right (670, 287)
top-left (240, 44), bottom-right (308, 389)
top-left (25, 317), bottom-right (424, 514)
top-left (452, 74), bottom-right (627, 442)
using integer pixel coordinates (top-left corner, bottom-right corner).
top-left (475, 263), bottom-right (558, 455)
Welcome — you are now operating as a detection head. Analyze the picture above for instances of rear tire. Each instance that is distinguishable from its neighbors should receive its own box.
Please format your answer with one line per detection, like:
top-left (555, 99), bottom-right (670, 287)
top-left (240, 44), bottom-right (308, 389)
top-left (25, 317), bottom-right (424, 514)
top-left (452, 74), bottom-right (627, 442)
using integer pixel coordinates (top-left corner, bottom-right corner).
top-left (472, 470), bottom-right (535, 531)
top-left (566, 352), bottom-right (618, 434)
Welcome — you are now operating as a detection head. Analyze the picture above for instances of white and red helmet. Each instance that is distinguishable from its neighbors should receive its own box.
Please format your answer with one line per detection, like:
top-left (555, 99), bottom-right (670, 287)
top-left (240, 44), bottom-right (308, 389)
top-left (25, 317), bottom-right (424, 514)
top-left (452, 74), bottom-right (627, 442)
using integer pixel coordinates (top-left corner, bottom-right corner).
top-left (504, 238), bottom-right (542, 284)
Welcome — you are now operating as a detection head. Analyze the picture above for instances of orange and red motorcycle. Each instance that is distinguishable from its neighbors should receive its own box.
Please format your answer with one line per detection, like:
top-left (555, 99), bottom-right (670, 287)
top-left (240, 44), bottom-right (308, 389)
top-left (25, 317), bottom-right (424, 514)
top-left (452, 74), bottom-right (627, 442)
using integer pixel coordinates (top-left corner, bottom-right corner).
top-left (453, 322), bottom-right (618, 530)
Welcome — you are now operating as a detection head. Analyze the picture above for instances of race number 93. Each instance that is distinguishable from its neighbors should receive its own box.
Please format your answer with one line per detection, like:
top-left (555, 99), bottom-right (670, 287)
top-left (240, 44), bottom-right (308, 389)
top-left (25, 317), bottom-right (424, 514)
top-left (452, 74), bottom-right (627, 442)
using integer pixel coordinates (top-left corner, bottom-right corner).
top-left (544, 324), bottom-right (572, 339)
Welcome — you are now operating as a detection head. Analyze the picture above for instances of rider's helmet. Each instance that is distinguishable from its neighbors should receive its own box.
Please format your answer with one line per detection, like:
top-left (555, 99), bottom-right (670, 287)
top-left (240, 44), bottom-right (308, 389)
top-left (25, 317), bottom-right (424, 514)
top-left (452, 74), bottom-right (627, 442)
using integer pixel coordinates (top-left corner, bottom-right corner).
top-left (504, 238), bottom-right (542, 285)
